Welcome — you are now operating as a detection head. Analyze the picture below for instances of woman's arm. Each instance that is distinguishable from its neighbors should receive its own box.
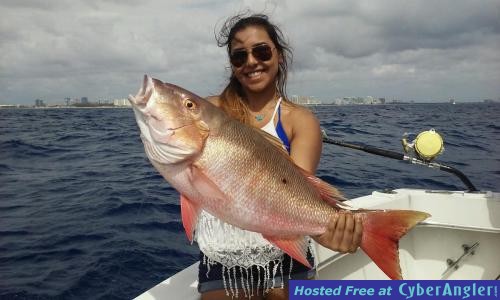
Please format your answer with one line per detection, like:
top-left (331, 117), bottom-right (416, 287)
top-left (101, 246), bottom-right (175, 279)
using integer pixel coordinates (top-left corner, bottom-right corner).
top-left (289, 106), bottom-right (363, 254)
top-left (289, 107), bottom-right (322, 173)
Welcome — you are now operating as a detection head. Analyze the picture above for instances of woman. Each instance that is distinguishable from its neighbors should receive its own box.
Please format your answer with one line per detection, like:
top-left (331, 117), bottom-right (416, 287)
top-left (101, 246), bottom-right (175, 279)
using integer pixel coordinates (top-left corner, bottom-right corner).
top-left (195, 14), bottom-right (363, 300)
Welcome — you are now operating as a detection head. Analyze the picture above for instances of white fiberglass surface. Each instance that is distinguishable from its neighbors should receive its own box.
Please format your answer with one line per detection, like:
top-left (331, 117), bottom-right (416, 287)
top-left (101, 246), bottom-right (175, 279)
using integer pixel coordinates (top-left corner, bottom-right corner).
top-left (317, 226), bottom-right (500, 280)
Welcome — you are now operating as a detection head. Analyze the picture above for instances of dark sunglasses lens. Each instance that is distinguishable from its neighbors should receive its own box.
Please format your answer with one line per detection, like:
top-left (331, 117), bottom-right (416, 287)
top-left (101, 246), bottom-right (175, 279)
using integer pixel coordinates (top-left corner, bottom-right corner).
top-left (230, 45), bottom-right (273, 67)
top-left (230, 51), bottom-right (247, 67)
top-left (252, 45), bottom-right (272, 61)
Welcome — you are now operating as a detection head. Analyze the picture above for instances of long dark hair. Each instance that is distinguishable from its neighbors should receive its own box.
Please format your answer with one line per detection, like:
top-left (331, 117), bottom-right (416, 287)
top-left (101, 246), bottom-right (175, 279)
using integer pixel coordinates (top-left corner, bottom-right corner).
top-left (215, 13), bottom-right (293, 124)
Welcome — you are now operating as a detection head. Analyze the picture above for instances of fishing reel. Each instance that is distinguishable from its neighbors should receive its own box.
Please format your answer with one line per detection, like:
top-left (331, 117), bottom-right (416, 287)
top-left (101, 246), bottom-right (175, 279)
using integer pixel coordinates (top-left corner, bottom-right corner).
top-left (402, 129), bottom-right (444, 162)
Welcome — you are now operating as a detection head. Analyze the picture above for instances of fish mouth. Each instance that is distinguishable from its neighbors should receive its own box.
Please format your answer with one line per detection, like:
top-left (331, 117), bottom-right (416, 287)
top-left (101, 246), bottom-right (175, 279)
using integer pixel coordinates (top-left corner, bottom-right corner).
top-left (128, 74), bottom-right (183, 144)
top-left (128, 75), bottom-right (152, 108)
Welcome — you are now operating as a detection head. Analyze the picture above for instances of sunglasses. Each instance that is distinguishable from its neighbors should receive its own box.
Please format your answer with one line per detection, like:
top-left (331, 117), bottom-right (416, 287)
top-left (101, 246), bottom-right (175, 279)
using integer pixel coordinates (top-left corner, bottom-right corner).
top-left (230, 44), bottom-right (274, 67)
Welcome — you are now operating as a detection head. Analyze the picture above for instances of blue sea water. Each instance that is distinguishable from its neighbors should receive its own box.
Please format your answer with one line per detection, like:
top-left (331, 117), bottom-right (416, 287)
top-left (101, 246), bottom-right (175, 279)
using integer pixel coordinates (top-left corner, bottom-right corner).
top-left (1, 103), bottom-right (499, 299)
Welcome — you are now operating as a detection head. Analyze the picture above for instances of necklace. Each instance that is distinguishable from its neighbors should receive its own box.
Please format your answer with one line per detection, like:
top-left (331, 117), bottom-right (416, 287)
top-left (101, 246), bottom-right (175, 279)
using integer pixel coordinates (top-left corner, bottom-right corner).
top-left (251, 97), bottom-right (277, 122)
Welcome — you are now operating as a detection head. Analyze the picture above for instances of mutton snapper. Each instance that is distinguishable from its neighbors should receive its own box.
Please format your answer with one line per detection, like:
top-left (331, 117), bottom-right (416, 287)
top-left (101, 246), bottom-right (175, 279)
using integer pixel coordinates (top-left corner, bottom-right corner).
top-left (128, 75), bottom-right (430, 280)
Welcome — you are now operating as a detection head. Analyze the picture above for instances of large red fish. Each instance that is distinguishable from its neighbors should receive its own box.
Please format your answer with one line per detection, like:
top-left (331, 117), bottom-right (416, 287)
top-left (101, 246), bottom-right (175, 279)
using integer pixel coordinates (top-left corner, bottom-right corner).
top-left (129, 75), bottom-right (430, 279)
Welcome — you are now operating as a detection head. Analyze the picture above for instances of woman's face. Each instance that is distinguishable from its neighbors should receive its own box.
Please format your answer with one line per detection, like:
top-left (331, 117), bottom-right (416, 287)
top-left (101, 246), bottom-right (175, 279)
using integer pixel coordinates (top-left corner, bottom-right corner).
top-left (230, 26), bottom-right (281, 96)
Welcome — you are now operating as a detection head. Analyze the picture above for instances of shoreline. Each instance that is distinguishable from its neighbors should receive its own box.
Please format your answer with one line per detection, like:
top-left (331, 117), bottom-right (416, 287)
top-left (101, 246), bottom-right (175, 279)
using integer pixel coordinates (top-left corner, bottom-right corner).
top-left (0, 106), bottom-right (132, 109)
top-left (2, 102), bottom-right (497, 110)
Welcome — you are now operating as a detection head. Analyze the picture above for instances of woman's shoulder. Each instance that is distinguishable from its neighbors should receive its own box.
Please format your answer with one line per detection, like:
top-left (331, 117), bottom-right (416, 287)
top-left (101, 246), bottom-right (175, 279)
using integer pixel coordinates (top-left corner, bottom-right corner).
top-left (282, 101), bottom-right (320, 127)
top-left (206, 95), bottom-right (222, 107)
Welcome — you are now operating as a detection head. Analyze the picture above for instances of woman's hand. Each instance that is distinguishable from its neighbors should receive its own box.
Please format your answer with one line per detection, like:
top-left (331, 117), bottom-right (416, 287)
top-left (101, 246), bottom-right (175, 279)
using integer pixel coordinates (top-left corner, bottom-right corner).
top-left (312, 212), bottom-right (363, 253)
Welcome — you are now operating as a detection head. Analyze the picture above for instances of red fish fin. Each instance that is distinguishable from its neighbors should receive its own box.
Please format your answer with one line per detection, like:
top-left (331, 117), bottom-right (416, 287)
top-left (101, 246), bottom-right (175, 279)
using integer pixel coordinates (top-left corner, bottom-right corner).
top-left (298, 168), bottom-right (351, 209)
top-left (257, 129), bottom-right (291, 157)
top-left (264, 235), bottom-right (312, 269)
top-left (361, 210), bottom-right (431, 279)
top-left (180, 194), bottom-right (200, 243)
top-left (190, 165), bottom-right (227, 201)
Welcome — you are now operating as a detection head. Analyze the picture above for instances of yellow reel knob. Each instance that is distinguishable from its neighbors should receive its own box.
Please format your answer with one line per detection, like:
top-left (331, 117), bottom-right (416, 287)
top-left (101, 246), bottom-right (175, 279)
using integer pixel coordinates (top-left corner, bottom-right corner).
top-left (414, 129), bottom-right (444, 161)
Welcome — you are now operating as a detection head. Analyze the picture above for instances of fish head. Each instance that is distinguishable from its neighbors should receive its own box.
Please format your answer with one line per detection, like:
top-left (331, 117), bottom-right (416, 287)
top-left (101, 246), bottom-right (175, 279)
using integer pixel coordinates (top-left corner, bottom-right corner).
top-left (128, 75), bottom-right (211, 165)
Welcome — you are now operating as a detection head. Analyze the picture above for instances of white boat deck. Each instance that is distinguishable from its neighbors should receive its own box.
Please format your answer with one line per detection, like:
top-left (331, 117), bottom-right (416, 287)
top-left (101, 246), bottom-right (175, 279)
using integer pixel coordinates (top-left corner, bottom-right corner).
top-left (135, 189), bottom-right (500, 300)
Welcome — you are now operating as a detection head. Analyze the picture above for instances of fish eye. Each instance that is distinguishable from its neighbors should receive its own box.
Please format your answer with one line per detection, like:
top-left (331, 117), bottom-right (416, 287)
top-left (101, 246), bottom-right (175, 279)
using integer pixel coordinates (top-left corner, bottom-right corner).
top-left (184, 99), bottom-right (195, 109)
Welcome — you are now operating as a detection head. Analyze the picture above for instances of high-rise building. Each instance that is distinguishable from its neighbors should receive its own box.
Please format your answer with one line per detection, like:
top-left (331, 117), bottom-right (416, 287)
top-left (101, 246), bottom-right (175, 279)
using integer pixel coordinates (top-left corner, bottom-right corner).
top-left (81, 97), bottom-right (89, 104)
top-left (113, 98), bottom-right (131, 107)
top-left (35, 99), bottom-right (45, 107)
top-left (290, 95), bottom-right (321, 105)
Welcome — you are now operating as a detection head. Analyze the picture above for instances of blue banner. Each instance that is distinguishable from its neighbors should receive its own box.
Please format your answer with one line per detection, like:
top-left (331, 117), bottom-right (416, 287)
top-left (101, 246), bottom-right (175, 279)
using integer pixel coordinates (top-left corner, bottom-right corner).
top-left (289, 280), bottom-right (499, 300)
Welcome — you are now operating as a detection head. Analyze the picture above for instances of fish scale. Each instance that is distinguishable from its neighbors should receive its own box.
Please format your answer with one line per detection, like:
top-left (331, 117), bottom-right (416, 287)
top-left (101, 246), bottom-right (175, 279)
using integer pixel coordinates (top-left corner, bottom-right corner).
top-left (197, 120), bottom-right (333, 236)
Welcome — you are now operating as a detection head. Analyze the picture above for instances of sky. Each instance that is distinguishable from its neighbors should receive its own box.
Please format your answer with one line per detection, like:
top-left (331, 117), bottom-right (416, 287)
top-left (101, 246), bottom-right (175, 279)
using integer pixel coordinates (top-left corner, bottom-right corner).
top-left (1, 0), bottom-right (499, 105)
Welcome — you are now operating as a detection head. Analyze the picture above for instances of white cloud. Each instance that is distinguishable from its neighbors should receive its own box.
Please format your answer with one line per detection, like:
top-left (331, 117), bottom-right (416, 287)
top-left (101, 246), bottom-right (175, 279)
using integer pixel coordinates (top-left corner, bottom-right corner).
top-left (1, 0), bottom-right (499, 104)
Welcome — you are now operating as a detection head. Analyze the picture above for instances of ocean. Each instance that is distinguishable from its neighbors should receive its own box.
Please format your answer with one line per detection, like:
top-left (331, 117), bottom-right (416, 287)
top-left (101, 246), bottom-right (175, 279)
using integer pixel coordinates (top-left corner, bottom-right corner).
top-left (1, 103), bottom-right (499, 299)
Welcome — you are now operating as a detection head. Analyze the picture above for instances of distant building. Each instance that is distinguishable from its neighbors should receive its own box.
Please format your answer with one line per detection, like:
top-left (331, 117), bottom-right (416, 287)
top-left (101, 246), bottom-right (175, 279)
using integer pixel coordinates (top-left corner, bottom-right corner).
top-left (291, 95), bottom-right (321, 105)
top-left (81, 97), bottom-right (89, 104)
top-left (331, 96), bottom-right (385, 105)
top-left (35, 99), bottom-right (46, 107)
top-left (113, 98), bottom-right (131, 107)
top-left (64, 97), bottom-right (71, 106)
top-left (343, 97), bottom-right (370, 105)
top-left (97, 98), bottom-right (113, 105)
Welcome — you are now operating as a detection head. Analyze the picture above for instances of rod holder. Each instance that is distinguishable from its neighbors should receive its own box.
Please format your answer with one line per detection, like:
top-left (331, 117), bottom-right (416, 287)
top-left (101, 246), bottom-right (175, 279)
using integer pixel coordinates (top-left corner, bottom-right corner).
top-left (443, 242), bottom-right (480, 276)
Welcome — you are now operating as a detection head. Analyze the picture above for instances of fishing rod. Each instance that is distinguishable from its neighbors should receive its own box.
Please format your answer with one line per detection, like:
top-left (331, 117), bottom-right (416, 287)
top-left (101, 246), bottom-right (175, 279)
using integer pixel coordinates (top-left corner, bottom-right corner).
top-left (321, 129), bottom-right (478, 192)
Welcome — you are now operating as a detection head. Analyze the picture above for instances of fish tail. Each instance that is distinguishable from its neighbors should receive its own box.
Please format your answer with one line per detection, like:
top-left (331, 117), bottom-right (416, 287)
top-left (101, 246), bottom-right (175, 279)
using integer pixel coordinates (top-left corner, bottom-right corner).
top-left (360, 210), bottom-right (430, 279)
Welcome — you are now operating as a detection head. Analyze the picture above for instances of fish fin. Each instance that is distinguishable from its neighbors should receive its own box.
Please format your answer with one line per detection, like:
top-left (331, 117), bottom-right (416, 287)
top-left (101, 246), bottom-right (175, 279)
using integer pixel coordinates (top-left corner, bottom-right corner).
top-left (180, 194), bottom-right (201, 243)
top-left (360, 210), bottom-right (431, 279)
top-left (190, 165), bottom-right (227, 201)
top-left (264, 235), bottom-right (312, 269)
top-left (299, 168), bottom-right (353, 209)
top-left (257, 129), bottom-right (291, 157)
